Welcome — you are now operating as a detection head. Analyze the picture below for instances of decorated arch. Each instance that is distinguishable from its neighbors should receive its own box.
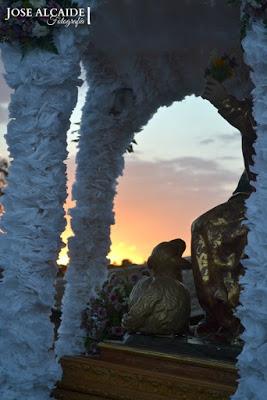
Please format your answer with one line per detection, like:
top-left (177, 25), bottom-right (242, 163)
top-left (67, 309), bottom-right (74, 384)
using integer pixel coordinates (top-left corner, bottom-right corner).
top-left (0, 1), bottom-right (266, 399)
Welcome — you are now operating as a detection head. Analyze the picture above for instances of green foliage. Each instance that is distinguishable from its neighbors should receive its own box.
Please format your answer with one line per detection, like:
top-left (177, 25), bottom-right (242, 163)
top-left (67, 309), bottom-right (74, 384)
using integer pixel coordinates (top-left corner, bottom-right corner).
top-left (0, 0), bottom-right (79, 53)
top-left (126, 139), bottom-right (137, 154)
top-left (240, 13), bottom-right (251, 39)
top-left (205, 54), bottom-right (237, 83)
top-left (227, 0), bottom-right (267, 38)
top-left (20, 35), bottom-right (58, 55)
top-left (227, 0), bottom-right (241, 5)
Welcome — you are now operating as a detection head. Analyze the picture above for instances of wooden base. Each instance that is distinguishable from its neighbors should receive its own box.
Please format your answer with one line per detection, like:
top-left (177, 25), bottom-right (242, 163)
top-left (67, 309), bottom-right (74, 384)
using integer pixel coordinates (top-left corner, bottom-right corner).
top-left (55, 342), bottom-right (238, 400)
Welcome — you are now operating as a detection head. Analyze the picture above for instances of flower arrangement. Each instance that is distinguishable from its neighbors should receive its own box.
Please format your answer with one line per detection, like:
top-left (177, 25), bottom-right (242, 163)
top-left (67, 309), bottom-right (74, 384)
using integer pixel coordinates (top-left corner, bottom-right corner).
top-left (205, 54), bottom-right (237, 83)
top-left (82, 269), bottom-right (149, 353)
top-left (0, 0), bottom-right (78, 53)
top-left (242, 0), bottom-right (267, 17)
top-left (241, 1), bottom-right (267, 37)
top-left (228, 0), bottom-right (267, 37)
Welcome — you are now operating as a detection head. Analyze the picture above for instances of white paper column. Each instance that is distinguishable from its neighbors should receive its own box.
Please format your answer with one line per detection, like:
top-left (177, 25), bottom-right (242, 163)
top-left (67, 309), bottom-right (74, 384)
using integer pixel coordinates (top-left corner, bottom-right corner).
top-left (0, 30), bottom-right (81, 400)
top-left (56, 62), bottom-right (156, 356)
top-left (232, 20), bottom-right (267, 400)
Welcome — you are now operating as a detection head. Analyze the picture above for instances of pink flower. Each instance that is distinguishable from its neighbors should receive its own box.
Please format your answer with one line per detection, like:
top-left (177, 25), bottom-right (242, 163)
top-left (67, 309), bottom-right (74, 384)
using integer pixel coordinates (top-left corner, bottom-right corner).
top-left (111, 326), bottom-right (124, 337)
top-left (130, 274), bottom-right (139, 284)
top-left (109, 292), bottom-right (119, 303)
top-left (97, 307), bottom-right (107, 319)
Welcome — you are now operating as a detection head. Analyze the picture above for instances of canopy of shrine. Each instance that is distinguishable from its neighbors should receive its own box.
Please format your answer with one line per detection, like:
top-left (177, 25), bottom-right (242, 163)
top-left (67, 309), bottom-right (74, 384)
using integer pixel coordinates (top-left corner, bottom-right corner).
top-left (85, 0), bottom-right (251, 99)
top-left (0, 1), bottom-right (266, 399)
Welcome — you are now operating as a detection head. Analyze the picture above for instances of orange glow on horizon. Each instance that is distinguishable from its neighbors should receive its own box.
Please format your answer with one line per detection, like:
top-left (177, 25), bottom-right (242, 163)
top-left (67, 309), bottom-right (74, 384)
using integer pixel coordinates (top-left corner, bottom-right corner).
top-left (57, 179), bottom-right (147, 266)
top-left (57, 215), bottom-right (146, 267)
top-left (57, 163), bottom-right (199, 268)
top-left (57, 215), bottom-right (73, 267)
top-left (108, 238), bottom-right (145, 265)
top-left (57, 147), bottom-right (235, 268)
top-left (57, 157), bottom-right (149, 267)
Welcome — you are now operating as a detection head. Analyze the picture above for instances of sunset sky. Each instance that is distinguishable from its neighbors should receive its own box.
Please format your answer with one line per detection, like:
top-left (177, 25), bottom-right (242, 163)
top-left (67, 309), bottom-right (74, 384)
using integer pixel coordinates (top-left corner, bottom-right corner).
top-left (0, 61), bottom-right (244, 265)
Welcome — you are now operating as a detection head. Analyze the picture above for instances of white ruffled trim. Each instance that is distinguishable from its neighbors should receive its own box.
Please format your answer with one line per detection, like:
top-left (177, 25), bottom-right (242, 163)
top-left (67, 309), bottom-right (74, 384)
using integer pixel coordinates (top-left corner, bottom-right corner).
top-left (56, 81), bottom-right (133, 355)
top-left (232, 20), bottom-right (267, 400)
top-left (0, 29), bottom-right (82, 400)
top-left (56, 53), bottom-right (158, 355)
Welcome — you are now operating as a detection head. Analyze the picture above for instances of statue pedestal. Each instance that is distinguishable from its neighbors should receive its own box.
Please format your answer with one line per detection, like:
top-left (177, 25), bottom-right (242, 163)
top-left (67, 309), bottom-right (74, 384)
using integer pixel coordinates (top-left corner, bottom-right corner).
top-left (55, 340), bottom-right (238, 400)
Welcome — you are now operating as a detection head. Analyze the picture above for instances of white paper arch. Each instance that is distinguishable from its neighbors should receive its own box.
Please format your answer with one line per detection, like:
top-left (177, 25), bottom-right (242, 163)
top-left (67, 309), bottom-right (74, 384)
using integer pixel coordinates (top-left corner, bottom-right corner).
top-left (0, 2), bottom-right (266, 400)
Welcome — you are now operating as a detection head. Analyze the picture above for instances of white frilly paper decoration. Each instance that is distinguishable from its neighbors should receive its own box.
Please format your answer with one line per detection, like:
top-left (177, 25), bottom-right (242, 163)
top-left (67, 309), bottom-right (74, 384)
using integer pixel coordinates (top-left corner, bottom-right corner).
top-left (56, 55), bottom-right (157, 356)
top-left (56, 78), bottom-right (135, 355)
top-left (232, 20), bottom-right (267, 400)
top-left (0, 28), bottom-right (82, 400)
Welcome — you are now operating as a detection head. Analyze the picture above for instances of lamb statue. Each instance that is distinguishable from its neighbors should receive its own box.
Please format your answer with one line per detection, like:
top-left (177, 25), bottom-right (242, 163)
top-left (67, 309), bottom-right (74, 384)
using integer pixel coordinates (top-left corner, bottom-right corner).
top-left (122, 239), bottom-right (191, 335)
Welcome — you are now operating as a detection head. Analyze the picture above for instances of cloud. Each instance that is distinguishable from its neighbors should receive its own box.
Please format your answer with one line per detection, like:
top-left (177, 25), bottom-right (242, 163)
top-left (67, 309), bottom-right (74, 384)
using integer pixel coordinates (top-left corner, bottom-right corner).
top-left (111, 155), bottom-right (240, 260)
top-left (199, 131), bottom-right (241, 146)
top-left (217, 132), bottom-right (240, 142)
top-left (0, 60), bottom-right (11, 131)
top-left (64, 154), bottom-right (243, 263)
top-left (220, 155), bottom-right (239, 161)
top-left (0, 63), bottom-right (12, 105)
top-left (199, 138), bottom-right (214, 145)
top-left (120, 156), bottom-right (240, 201)
top-left (0, 104), bottom-right (8, 121)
